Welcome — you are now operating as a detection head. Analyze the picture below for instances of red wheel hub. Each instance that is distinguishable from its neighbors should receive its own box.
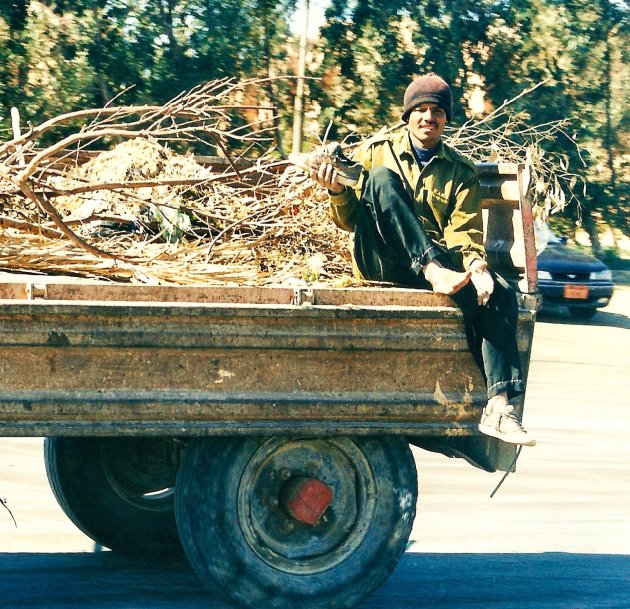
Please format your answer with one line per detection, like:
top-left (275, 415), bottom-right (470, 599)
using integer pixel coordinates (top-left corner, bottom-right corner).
top-left (281, 477), bottom-right (334, 526)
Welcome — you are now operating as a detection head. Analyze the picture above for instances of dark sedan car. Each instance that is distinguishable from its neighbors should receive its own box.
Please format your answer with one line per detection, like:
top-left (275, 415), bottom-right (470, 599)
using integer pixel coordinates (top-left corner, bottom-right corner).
top-left (535, 224), bottom-right (614, 319)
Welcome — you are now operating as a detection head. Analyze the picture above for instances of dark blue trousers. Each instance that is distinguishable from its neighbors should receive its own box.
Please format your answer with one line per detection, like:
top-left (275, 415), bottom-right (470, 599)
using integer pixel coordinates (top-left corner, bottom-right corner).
top-left (353, 166), bottom-right (524, 399)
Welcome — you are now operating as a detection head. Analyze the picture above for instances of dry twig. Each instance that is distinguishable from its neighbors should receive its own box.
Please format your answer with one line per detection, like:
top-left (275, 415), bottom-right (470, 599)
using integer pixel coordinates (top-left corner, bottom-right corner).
top-left (0, 78), bottom-right (354, 285)
top-left (445, 82), bottom-right (586, 218)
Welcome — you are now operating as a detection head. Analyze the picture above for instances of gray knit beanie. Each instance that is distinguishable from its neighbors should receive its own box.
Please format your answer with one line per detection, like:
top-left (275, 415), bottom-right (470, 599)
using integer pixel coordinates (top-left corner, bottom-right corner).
top-left (401, 73), bottom-right (452, 122)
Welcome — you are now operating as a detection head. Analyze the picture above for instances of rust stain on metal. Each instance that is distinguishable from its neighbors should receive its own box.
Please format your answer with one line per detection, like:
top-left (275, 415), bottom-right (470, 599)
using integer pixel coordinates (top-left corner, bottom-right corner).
top-left (463, 375), bottom-right (475, 405)
top-left (433, 380), bottom-right (475, 416)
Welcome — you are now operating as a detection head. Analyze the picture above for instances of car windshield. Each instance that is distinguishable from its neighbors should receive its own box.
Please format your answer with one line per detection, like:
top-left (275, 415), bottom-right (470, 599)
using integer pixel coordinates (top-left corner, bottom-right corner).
top-left (534, 220), bottom-right (563, 253)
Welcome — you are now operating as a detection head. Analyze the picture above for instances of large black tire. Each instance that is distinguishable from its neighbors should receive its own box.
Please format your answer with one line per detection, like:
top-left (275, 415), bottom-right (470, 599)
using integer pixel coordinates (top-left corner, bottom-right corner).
top-left (176, 436), bottom-right (417, 609)
top-left (45, 437), bottom-right (182, 557)
top-left (569, 307), bottom-right (598, 319)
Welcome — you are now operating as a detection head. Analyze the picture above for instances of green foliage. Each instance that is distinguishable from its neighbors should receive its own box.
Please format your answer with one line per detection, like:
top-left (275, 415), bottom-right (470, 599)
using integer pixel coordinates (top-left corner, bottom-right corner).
top-left (1, 2), bottom-right (96, 123)
top-left (0, 1), bottom-right (297, 124)
top-left (0, 0), bottom-right (626, 241)
top-left (478, 0), bottom-right (628, 240)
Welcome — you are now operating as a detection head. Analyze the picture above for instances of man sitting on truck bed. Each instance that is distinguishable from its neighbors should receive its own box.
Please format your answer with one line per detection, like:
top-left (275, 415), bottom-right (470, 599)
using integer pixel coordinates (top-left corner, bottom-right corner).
top-left (291, 73), bottom-right (535, 446)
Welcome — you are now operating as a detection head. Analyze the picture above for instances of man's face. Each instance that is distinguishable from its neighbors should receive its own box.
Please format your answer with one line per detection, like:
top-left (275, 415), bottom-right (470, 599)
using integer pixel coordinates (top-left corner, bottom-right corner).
top-left (407, 103), bottom-right (447, 149)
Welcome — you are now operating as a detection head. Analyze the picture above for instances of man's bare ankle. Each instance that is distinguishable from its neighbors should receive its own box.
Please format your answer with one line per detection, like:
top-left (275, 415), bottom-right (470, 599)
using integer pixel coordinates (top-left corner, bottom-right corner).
top-left (423, 261), bottom-right (471, 295)
top-left (423, 260), bottom-right (442, 279)
top-left (486, 392), bottom-right (508, 414)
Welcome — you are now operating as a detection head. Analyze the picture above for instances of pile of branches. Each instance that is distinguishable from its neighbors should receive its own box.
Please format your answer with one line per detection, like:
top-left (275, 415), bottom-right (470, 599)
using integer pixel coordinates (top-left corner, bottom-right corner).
top-left (0, 78), bottom-right (354, 286)
top-left (446, 81), bottom-right (586, 216)
top-left (0, 79), bottom-right (582, 286)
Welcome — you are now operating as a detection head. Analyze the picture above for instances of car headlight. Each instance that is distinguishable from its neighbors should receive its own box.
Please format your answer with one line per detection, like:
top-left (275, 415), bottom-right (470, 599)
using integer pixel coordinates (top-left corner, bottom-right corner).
top-left (590, 269), bottom-right (612, 281)
top-left (537, 270), bottom-right (552, 280)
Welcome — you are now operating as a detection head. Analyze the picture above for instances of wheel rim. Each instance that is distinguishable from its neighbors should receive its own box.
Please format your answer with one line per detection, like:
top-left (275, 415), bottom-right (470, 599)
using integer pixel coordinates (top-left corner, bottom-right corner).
top-left (101, 438), bottom-right (179, 511)
top-left (237, 437), bottom-right (377, 575)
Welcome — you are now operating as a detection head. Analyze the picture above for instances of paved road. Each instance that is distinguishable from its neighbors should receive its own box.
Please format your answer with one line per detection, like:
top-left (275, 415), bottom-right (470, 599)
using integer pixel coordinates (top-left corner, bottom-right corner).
top-left (1, 288), bottom-right (629, 608)
top-left (1, 551), bottom-right (627, 609)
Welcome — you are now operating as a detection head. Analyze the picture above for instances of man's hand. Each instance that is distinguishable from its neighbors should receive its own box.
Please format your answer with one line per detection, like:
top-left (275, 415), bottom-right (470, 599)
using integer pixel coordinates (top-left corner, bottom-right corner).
top-left (470, 263), bottom-right (495, 306)
top-left (310, 162), bottom-right (345, 194)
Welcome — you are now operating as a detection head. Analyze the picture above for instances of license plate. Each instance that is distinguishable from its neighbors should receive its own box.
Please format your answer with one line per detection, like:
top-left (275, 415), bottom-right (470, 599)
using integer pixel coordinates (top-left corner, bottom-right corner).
top-left (564, 284), bottom-right (589, 299)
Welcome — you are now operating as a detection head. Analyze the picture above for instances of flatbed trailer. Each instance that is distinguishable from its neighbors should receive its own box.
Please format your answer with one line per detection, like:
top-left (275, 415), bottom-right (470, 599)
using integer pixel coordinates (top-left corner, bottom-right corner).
top-left (0, 162), bottom-right (540, 609)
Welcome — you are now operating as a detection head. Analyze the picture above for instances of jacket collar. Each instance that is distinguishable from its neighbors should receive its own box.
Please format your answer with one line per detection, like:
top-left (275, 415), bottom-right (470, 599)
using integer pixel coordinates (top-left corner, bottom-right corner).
top-left (392, 128), bottom-right (453, 164)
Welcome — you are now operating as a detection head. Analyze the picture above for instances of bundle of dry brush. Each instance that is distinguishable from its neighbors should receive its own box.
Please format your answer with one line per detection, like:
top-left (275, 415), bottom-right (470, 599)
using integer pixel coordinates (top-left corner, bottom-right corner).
top-left (0, 79), bottom-right (581, 286)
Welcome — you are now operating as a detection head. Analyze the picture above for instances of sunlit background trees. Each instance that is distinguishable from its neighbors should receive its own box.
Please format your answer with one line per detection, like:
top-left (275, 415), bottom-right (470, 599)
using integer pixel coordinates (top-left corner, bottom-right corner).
top-left (1, 0), bottom-right (627, 255)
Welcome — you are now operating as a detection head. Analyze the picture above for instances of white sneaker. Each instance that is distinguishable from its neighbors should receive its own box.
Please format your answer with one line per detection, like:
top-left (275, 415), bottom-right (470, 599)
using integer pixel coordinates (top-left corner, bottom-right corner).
top-left (289, 142), bottom-right (364, 187)
top-left (478, 404), bottom-right (536, 446)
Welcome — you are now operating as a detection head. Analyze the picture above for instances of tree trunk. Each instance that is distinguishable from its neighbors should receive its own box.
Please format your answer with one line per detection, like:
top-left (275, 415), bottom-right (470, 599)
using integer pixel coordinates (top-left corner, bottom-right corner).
top-left (91, 6), bottom-right (112, 106)
top-left (581, 204), bottom-right (602, 257)
top-left (603, 23), bottom-right (620, 191)
top-left (158, 0), bottom-right (183, 61)
top-left (261, 13), bottom-right (285, 158)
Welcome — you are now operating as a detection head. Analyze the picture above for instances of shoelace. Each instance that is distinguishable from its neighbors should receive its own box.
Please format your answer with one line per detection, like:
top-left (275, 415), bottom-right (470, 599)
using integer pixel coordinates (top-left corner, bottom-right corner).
top-left (500, 410), bottom-right (528, 432)
top-left (318, 149), bottom-right (348, 170)
top-left (319, 144), bottom-right (357, 169)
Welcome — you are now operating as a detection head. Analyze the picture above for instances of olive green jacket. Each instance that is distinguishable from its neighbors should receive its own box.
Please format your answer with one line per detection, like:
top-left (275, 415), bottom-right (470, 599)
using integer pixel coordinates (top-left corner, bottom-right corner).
top-left (330, 128), bottom-right (486, 271)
